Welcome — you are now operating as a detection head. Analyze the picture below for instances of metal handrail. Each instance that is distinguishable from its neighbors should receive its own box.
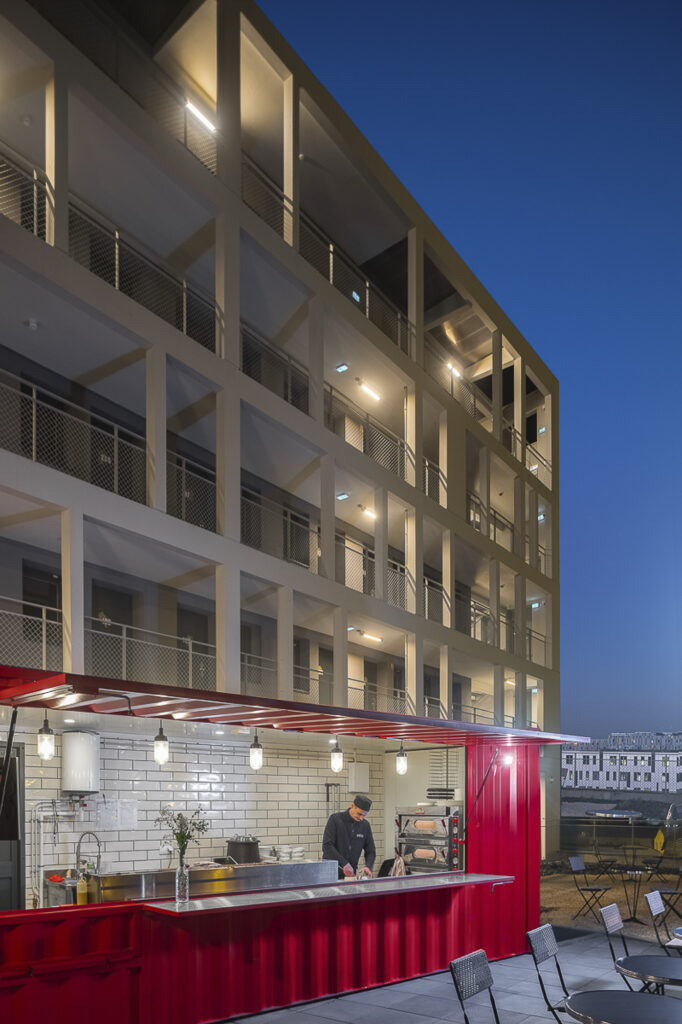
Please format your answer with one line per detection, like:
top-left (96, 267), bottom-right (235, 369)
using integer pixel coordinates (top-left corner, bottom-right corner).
top-left (422, 454), bottom-right (446, 502)
top-left (348, 677), bottom-right (415, 715)
top-left (85, 615), bottom-right (215, 651)
top-left (324, 382), bottom-right (414, 481)
top-left (240, 321), bottom-right (310, 413)
top-left (167, 449), bottom-right (216, 483)
top-left (0, 144), bottom-right (50, 240)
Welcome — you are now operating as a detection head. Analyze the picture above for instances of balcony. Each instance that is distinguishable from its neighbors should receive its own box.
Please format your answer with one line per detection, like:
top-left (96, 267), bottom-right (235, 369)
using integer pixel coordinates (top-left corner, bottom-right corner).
top-left (241, 488), bottom-right (320, 574)
top-left (0, 596), bottom-right (62, 672)
top-left (240, 323), bottom-right (309, 414)
top-left (424, 694), bottom-right (522, 729)
top-left (348, 679), bottom-right (415, 716)
top-left (85, 616), bottom-right (216, 690)
top-left (387, 558), bottom-right (414, 612)
top-left (0, 368), bottom-right (146, 504)
top-left (0, 148), bottom-right (48, 241)
top-left (527, 442), bottom-right (552, 489)
top-left (336, 536), bottom-right (374, 596)
top-left (69, 202), bottom-right (217, 353)
top-left (167, 452), bottom-right (217, 532)
top-left (423, 334), bottom-right (493, 425)
top-left (466, 491), bottom-right (514, 554)
top-left (240, 652), bottom-right (334, 704)
top-left (423, 577), bottom-right (449, 625)
top-left (325, 384), bottom-right (412, 482)
top-left (422, 455), bottom-right (446, 505)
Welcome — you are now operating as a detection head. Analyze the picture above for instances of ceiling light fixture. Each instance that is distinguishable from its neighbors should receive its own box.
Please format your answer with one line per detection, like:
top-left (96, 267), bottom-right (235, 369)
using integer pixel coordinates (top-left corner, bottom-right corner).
top-left (336, 363), bottom-right (349, 373)
top-left (538, 426), bottom-right (546, 435)
top-left (330, 737), bottom-right (343, 773)
top-left (153, 723), bottom-right (170, 765)
top-left (249, 730), bottom-right (263, 770)
top-left (336, 492), bottom-right (349, 501)
top-left (396, 742), bottom-right (408, 776)
top-left (531, 601), bottom-right (540, 610)
top-left (215, 729), bottom-right (225, 736)
top-left (537, 513), bottom-right (545, 522)
top-left (361, 631), bottom-right (382, 643)
top-left (360, 505), bottom-right (377, 520)
top-left (505, 679), bottom-right (516, 687)
top-left (356, 378), bottom-right (380, 401)
top-left (529, 464), bottom-right (539, 473)
top-left (37, 716), bottom-right (55, 761)
top-left (446, 362), bottom-right (462, 379)
top-left (64, 718), bottom-right (75, 724)
top-left (185, 100), bottom-right (216, 133)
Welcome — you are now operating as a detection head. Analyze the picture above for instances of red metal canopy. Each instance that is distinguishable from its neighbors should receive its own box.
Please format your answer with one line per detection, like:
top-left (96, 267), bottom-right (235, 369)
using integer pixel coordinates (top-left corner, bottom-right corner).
top-left (0, 665), bottom-right (588, 747)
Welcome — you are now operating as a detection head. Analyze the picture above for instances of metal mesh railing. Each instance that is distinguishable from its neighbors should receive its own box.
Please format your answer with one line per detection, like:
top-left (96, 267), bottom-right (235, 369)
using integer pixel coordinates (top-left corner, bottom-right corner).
top-left (85, 617), bottom-right (216, 690)
top-left (423, 578), bottom-right (449, 625)
top-left (527, 442), bottom-right (552, 489)
top-left (300, 211), bottom-right (414, 356)
top-left (426, 694), bottom-right (516, 728)
top-left (0, 596), bottom-right (62, 671)
top-left (293, 666), bottom-right (334, 705)
top-left (489, 506), bottom-right (514, 552)
top-left (348, 678), bottom-right (415, 716)
top-left (453, 595), bottom-right (496, 645)
top-left (69, 202), bottom-right (217, 352)
top-left (241, 154), bottom-right (293, 241)
top-left (167, 453), bottom-right (216, 532)
top-left (502, 419), bottom-right (523, 461)
top-left (335, 537), bottom-right (375, 595)
top-left (0, 369), bottom-right (146, 503)
top-left (241, 488), bottom-right (320, 574)
top-left (527, 627), bottom-right (551, 668)
top-left (423, 334), bottom-right (493, 425)
top-left (0, 149), bottom-right (48, 241)
top-left (241, 324), bottom-right (309, 414)
top-left (387, 559), bottom-right (415, 611)
top-left (240, 652), bottom-right (277, 698)
top-left (538, 543), bottom-right (552, 578)
top-left (422, 455), bottom-right (446, 504)
top-left (324, 384), bottom-right (412, 481)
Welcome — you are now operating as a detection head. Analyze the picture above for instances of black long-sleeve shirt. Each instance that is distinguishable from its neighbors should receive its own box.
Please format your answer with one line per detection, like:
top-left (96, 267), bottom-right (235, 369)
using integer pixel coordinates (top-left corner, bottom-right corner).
top-left (322, 810), bottom-right (376, 872)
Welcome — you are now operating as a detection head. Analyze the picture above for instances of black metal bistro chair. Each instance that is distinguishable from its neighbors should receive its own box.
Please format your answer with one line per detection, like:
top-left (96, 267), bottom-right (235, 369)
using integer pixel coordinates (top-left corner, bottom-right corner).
top-left (599, 903), bottom-right (635, 990)
top-left (526, 923), bottom-right (571, 1023)
top-left (641, 853), bottom-right (666, 883)
top-left (645, 890), bottom-right (682, 956)
top-left (592, 838), bottom-right (617, 882)
top-left (569, 854), bottom-right (610, 922)
top-left (449, 949), bottom-right (501, 1024)
top-left (656, 865), bottom-right (682, 922)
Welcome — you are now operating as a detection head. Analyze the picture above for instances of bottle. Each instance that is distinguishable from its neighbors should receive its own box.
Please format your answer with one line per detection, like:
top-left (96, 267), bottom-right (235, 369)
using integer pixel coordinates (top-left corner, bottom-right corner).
top-left (76, 872), bottom-right (88, 905)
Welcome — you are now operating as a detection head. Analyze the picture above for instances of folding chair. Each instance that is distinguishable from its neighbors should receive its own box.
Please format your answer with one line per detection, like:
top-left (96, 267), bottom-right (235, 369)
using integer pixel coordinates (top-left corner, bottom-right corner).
top-left (641, 853), bottom-right (666, 883)
top-left (569, 854), bottom-right (610, 922)
top-left (592, 838), bottom-right (617, 882)
top-left (657, 865), bottom-right (682, 922)
top-left (449, 949), bottom-right (500, 1024)
top-left (526, 923), bottom-right (570, 1023)
top-left (599, 903), bottom-right (637, 990)
top-left (645, 890), bottom-right (682, 956)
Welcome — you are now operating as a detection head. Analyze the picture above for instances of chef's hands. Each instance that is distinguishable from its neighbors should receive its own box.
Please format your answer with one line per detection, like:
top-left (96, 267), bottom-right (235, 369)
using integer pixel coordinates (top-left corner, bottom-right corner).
top-left (342, 863), bottom-right (354, 877)
top-left (362, 867), bottom-right (372, 878)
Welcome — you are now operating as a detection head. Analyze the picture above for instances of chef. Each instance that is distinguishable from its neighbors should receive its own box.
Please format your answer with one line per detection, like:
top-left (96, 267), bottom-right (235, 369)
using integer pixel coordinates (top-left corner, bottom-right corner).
top-left (323, 794), bottom-right (376, 879)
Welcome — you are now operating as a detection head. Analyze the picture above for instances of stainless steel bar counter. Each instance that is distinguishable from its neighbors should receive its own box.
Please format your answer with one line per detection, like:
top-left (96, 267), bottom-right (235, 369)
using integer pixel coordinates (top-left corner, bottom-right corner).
top-left (143, 870), bottom-right (514, 915)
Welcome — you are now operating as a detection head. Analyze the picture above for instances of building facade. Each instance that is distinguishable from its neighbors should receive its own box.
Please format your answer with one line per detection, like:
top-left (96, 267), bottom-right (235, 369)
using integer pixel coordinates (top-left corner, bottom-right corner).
top-left (563, 734), bottom-right (682, 793)
top-left (0, 1), bottom-right (559, 838)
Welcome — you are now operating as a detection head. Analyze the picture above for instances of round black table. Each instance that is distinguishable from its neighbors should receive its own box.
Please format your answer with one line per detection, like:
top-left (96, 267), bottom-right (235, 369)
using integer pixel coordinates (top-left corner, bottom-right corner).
top-left (566, 989), bottom-right (682, 1023)
top-left (616, 954), bottom-right (682, 993)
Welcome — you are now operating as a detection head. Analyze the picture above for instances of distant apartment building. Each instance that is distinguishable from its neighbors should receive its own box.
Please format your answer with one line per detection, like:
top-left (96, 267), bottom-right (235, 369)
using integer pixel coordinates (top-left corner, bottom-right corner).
top-left (563, 734), bottom-right (682, 793)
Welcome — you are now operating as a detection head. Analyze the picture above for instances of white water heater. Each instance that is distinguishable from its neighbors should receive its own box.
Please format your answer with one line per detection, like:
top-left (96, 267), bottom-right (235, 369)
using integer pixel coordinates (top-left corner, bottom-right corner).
top-left (62, 731), bottom-right (100, 794)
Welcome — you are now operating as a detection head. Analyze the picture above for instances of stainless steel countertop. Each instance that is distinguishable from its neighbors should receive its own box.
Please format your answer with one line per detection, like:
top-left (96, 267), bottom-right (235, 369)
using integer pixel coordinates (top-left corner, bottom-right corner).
top-left (143, 871), bottom-right (514, 915)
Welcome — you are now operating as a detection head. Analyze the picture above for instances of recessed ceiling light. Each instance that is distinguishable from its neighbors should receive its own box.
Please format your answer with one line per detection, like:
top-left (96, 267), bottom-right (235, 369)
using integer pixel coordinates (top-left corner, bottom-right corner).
top-left (537, 513), bottom-right (545, 522)
top-left (336, 492), bottom-right (349, 500)
top-left (185, 100), bottom-right (216, 132)
top-left (359, 381), bottom-right (380, 401)
top-left (538, 426), bottom-right (546, 434)
top-left (531, 601), bottom-right (540, 609)
top-left (336, 363), bottom-right (349, 373)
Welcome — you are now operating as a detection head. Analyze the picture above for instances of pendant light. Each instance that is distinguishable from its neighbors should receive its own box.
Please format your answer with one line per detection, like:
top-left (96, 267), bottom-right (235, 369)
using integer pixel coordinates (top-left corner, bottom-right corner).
top-left (249, 730), bottom-right (263, 770)
top-left (396, 741), bottom-right (408, 775)
top-left (154, 723), bottom-right (170, 765)
top-left (37, 716), bottom-right (55, 761)
top-left (330, 737), bottom-right (343, 773)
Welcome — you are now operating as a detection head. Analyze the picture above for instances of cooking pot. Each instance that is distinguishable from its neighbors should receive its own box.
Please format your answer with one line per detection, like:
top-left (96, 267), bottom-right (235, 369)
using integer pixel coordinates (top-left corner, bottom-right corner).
top-left (226, 835), bottom-right (260, 864)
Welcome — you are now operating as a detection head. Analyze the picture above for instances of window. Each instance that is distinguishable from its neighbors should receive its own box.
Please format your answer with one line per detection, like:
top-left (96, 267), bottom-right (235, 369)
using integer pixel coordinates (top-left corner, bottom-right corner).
top-left (662, 773), bottom-right (669, 784)
top-left (634, 772), bottom-right (641, 782)
top-left (645, 773), bottom-right (651, 781)
top-left (609, 756), bottom-right (617, 766)
top-left (620, 756), bottom-right (627, 766)
top-left (565, 754), bottom-right (574, 764)
top-left (677, 773), bottom-right (682, 783)
top-left (592, 771), bottom-right (599, 780)
top-left (677, 757), bottom-right (682, 767)
top-left (583, 755), bottom-right (589, 765)
top-left (593, 755), bottom-right (597, 764)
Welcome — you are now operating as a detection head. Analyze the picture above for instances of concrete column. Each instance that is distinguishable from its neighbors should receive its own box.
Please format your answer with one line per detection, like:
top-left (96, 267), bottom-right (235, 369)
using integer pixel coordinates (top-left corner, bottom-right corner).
top-left (216, 0), bottom-right (241, 193)
top-left (439, 644), bottom-right (455, 717)
top-left (405, 506), bottom-right (423, 616)
top-left (479, 447), bottom-right (490, 538)
top-left (491, 329), bottom-right (503, 442)
top-left (373, 487), bottom-right (388, 601)
top-left (488, 558), bottom-right (500, 648)
top-left (514, 669), bottom-right (527, 728)
top-left (528, 489), bottom-right (539, 570)
top-left (442, 528), bottom-right (456, 629)
top-left (407, 226), bottom-right (424, 364)
top-left (404, 384), bottom-right (423, 489)
top-left (216, 377), bottom-right (241, 539)
top-left (333, 605), bottom-right (348, 707)
top-left (513, 476), bottom-right (525, 559)
top-left (61, 509), bottom-right (84, 673)
top-left (283, 74), bottom-right (300, 249)
top-left (405, 632), bottom-right (424, 716)
top-left (276, 585), bottom-right (294, 700)
top-left (493, 663), bottom-right (505, 726)
top-left (319, 454), bottom-right (335, 579)
top-left (513, 355), bottom-right (526, 465)
top-left (514, 572), bottom-right (526, 659)
top-left (145, 347), bottom-right (166, 513)
top-left (45, 65), bottom-right (69, 251)
top-left (215, 561), bottom-right (241, 692)
top-left (445, 418), bottom-right (466, 520)
top-left (437, 407), bottom-right (448, 508)
top-left (215, 208), bottom-right (240, 365)
top-left (307, 296), bottom-right (325, 423)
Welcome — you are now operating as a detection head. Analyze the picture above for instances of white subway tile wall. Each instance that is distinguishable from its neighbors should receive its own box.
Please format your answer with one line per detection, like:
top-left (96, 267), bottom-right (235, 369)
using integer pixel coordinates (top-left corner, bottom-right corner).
top-left (19, 729), bottom-right (385, 908)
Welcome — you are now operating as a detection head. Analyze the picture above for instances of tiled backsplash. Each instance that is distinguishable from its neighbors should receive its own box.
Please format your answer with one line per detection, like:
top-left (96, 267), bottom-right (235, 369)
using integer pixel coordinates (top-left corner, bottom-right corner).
top-left (19, 728), bottom-right (386, 908)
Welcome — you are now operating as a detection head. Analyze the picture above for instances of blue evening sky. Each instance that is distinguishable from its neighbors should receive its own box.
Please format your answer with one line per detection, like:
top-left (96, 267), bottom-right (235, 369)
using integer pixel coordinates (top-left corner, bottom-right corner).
top-left (257, 0), bottom-right (682, 737)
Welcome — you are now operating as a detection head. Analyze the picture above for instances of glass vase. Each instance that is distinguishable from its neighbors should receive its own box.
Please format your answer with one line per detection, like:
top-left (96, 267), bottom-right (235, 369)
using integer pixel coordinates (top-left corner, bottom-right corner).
top-left (175, 856), bottom-right (189, 903)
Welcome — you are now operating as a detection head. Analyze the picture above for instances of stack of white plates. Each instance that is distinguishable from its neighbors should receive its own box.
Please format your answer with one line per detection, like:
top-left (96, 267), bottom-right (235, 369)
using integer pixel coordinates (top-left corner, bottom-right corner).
top-left (291, 846), bottom-right (305, 860)
top-left (278, 845), bottom-right (292, 861)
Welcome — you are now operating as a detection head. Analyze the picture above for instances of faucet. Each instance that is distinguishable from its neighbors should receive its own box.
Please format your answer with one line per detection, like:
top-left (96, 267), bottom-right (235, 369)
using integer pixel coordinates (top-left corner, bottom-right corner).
top-left (76, 831), bottom-right (102, 875)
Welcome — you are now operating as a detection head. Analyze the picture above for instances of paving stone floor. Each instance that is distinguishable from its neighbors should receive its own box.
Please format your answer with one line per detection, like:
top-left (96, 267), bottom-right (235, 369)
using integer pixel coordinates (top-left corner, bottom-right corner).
top-left (237, 930), bottom-right (682, 1024)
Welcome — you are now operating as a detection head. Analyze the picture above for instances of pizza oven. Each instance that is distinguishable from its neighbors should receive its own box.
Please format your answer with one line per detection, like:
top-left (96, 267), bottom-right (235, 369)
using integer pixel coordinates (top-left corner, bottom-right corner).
top-left (395, 804), bottom-right (465, 873)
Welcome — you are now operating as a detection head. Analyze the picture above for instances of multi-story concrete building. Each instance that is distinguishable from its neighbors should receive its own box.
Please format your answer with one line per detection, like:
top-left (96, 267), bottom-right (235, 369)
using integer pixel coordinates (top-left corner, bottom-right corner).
top-left (0, 1), bottom-right (559, 836)
top-left (563, 736), bottom-right (682, 793)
